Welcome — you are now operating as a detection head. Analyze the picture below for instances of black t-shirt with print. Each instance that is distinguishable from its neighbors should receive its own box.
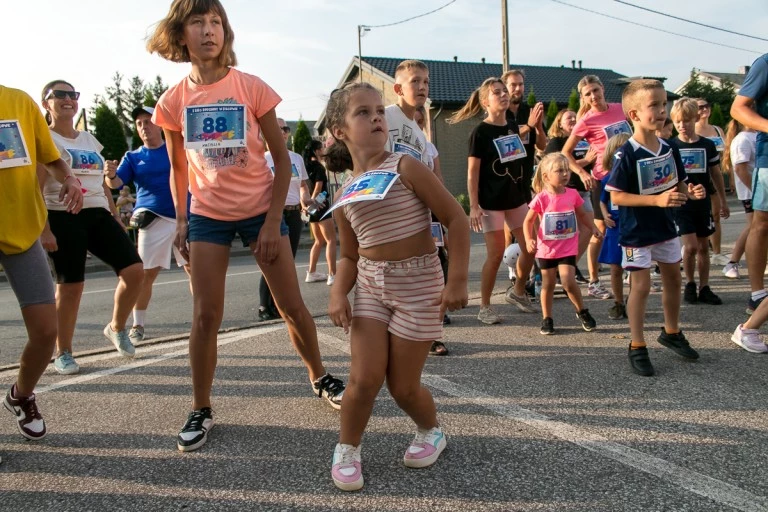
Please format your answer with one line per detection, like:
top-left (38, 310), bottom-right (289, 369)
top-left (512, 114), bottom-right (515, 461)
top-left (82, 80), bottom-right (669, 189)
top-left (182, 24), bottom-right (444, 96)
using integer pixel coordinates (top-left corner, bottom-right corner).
top-left (671, 137), bottom-right (719, 211)
top-left (468, 121), bottom-right (528, 211)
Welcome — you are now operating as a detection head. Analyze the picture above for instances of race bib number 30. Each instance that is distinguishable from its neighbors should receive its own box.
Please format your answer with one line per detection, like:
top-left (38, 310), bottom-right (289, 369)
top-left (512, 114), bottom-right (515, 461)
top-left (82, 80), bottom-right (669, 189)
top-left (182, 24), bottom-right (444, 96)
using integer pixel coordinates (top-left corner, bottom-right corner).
top-left (66, 148), bottom-right (104, 175)
top-left (542, 211), bottom-right (577, 240)
top-left (0, 120), bottom-right (32, 170)
top-left (679, 148), bottom-right (707, 174)
top-left (184, 104), bottom-right (246, 150)
top-left (493, 134), bottom-right (527, 163)
top-left (636, 152), bottom-right (678, 195)
top-left (603, 120), bottom-right (633, 139)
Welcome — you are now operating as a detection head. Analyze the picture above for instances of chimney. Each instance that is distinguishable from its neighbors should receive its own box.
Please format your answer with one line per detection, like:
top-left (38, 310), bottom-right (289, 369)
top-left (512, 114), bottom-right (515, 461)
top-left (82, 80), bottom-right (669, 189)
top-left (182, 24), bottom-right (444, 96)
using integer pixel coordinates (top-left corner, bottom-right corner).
top-left (481, 57), bottom-right (485, 64)
top-left (453, 56), bottom-right (458, 62)
top-left (578, 60), bottom-right (582, 70)
top-left (739, 65), bottom-right (751, 75)
top-left (571, 60), bottom-right (575, 70)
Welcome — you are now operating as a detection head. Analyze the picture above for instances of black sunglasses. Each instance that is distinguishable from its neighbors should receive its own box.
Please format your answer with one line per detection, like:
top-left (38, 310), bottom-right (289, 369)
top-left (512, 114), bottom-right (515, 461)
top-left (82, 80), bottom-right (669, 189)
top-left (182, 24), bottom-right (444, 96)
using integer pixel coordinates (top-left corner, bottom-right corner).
top-left (280, 126), bottom-right (291, 133)
top-left (46, 89), bottom-right (80, 101)
top-left (697, 104), bottom-right (710, 110)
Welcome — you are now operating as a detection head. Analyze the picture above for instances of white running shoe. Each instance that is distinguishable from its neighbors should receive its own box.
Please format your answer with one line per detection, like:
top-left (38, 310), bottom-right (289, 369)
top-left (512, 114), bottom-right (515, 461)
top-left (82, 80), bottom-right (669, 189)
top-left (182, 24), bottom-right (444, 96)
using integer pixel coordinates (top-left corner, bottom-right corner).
top-left (722, 262), bottom-right (740, 279)
top-left (731, 324), bottom-right (768, 353)
top-left (327, 274), bottom-right (335, 286)
top-left (305, 271), bottom-right (328, 283)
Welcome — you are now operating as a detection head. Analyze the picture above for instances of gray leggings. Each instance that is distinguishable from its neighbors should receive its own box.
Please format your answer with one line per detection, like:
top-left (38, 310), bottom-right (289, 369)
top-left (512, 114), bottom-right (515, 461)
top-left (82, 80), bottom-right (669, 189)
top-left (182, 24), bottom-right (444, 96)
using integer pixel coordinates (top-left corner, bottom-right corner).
top-left (1, 240), bottom-right (55, 308)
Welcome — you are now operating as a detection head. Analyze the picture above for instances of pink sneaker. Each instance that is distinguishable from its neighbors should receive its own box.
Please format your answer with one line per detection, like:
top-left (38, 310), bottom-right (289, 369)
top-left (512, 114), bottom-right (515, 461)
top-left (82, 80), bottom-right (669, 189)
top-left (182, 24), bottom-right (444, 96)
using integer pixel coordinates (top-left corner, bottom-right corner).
top-left (403, 426), bottom-right (447, 468)
top-left (331, 443), bottom-right (363, 491)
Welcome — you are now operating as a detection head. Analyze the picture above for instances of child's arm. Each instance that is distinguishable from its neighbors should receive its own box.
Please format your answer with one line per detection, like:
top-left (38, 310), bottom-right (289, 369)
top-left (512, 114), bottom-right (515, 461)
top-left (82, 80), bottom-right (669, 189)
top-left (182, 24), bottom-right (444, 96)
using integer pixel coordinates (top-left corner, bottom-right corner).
top-left (610, 188), bottom-right (688, 208)
top-left (328, 199), bottom-right (359, 334)
top-left (522, 208), bottom-right (538, 255)
top-left (257, 109), bottom-right (291, 263)
top-left (561, 133), bottom-right (594, 190)
top-left (599, 201), bottom-right (615, 228)
top-left (401, 157), bottom-right (469, 316)
top-left (710, 163), bottom-right (730, 218)
top-left (735, 162), bottom-right (753, 191)
top-left (576, 205), bottom-right (601, 238)
top-left (103, 183), bottom-right (124, 229)
top-left (678, 181), bottom-right (706, 201)
top-left (164, 128), bottom-right (191, 260)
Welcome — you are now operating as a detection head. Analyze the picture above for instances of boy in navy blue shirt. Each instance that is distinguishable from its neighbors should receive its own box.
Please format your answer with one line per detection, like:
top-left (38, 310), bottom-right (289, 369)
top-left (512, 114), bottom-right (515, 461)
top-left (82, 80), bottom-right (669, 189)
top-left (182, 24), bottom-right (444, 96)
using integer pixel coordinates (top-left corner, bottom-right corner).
top-left (606, 80), bottom-right (706, 376)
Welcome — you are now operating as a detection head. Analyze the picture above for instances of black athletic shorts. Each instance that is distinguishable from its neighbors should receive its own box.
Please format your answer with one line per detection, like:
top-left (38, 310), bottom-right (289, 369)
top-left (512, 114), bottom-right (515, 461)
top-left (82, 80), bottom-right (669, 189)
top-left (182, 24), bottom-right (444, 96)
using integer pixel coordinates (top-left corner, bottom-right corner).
top-left (47, 208), bottom-right (142, 283)
top-left (743, 199), bottom-right (754, 214)
top-left (538, 255), bottom-right (577, 270)
top-left (674, 209), bottom-right (716, 238)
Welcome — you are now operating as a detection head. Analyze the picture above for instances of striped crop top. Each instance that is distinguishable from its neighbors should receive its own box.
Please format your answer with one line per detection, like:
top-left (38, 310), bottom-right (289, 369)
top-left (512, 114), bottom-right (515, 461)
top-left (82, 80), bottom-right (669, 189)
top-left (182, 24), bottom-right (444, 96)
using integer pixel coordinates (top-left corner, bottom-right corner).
top-left (343, 153), bottom-right (432, 249)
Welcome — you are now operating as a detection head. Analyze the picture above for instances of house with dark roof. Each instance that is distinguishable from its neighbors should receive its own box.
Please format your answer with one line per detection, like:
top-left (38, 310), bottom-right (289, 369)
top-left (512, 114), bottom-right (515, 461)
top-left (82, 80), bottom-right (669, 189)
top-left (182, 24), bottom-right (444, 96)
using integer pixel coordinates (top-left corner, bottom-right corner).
top-left (674, 66), bottom-right (751, 95)
top-left (317, 56), bottom-right (673, 195)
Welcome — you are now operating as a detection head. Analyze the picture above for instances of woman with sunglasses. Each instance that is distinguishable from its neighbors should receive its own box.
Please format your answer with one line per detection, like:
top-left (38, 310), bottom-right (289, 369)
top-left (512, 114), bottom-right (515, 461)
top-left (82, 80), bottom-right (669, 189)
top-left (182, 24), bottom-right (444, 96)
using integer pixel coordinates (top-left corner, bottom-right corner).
top-left (694, 99), bottom-right (730, 266)
top-left (39, 80), bottom-right (144, 375)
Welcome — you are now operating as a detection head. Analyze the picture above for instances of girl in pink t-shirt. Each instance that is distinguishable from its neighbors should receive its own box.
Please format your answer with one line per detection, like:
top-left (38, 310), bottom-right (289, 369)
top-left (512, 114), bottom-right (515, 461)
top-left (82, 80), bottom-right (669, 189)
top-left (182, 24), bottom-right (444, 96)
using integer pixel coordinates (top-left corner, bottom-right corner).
top-left (146, 0), bottom-right (344, 453)
top-left (523, 153), bottom-right (600, 335)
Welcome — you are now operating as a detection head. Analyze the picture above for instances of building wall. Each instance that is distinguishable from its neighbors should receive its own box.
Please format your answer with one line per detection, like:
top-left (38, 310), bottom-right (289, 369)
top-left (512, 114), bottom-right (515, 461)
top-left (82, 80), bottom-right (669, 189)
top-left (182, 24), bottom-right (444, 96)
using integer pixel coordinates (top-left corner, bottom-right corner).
top-left (432, 108), bottom-right (479, 197)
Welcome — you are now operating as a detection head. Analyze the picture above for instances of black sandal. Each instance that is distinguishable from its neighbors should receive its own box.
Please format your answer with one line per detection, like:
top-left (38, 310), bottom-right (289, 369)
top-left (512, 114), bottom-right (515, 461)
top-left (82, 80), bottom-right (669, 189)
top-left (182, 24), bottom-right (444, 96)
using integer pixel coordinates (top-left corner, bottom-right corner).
top-left (430, 341), bottom-right (449, 356)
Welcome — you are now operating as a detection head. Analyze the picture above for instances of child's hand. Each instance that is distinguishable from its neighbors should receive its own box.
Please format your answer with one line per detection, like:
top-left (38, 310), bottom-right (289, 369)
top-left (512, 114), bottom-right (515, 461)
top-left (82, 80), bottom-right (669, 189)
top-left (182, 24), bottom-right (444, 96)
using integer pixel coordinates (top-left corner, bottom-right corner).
top-left (688, 182), bottom-right (706, 200)
top-left (591, 225), bottom-right (603, 239)
top-left (656, 189), bottom-right (687, 208)
top-left (438, 281), bottom-right (468, 320)
top-left (604, 216), bottom-right (616, 229)
top-left (328, 294), bottom-right (352, 334)
top-left (526, 238), bottom-right (536, 254)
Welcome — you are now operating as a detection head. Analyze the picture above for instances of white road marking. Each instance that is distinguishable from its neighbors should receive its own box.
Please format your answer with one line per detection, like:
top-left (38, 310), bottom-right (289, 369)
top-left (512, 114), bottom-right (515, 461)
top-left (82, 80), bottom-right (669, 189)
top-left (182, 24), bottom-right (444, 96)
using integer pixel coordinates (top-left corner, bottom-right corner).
top-left (316, 332), bottom-right (768, 512)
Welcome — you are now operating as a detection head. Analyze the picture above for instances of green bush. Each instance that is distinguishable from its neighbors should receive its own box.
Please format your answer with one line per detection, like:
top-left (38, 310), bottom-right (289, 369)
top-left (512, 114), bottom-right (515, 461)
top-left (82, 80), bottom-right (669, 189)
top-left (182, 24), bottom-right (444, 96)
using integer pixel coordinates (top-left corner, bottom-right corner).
top-left (455, 193), bottom-right (470, 215)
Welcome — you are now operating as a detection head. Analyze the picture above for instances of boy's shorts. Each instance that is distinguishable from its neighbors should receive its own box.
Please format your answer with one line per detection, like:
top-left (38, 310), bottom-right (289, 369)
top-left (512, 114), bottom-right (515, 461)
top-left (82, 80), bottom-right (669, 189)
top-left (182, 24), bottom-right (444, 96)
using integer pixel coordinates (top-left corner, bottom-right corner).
top-left (752, 169), bottom-right (768, 212)
top-left (674, 209), bottom-right (715, 238)
top-left (599, 229), bottom-right (622, 266)
top-left (622, 237), bottom-right (681, 271)
top-left (353, 252), bottom-right (444, 342)
top-left (188, 212), bottom-right (288, 247)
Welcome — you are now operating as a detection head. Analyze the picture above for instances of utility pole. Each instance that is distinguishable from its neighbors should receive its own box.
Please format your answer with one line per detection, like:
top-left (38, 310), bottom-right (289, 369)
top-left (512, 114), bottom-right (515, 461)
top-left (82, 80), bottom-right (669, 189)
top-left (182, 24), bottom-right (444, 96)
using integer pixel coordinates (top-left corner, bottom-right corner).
top-left (357, 25), bottom-right (370, 82)
top-left (501, 0), bottom-right (509, 74)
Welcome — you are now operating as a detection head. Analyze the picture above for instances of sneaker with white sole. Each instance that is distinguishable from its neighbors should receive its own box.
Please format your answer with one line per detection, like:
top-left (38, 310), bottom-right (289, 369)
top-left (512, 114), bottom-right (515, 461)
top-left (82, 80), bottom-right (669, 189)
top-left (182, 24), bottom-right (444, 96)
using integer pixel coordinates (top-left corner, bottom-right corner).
top-left (103, 325), bottom-right (135, 358)
top-left (128, 325), bottom-right (145, 344)
top-left (477, 306), bottom-right (501, 324)
top-left (588, 280), bottom-right (612, 299)
top-left (331, 443), bottom-right (363, 491)
top-left (722, 262), bottom-right (740, 279)
top-left (403, 425), bottom-right (447, 468)
top-left (4, 385), bottom-right (46, 440)
top-left (54, 351), bottom-right (80, 375)
top-left (312, 374), bottom-right (345, 410)
top-left (504, 287), bottom-right (536, 313)
top-left (177, 407), bottom-right (214, 452)
top-left (305, 271), bottom-right (328, 283)
top-left (327, 274), bottom-right (335, 286)
top-left (731, 324), bottom-right (768, 353)
top-left (710, 253), bottom-right (730, 266)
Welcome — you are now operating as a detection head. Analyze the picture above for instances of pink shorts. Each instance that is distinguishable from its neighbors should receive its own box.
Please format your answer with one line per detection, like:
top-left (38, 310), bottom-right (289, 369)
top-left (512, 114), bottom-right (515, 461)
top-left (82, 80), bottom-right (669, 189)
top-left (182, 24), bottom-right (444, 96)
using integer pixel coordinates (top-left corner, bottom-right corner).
top-left (353, 251), bottom-right (444, 341)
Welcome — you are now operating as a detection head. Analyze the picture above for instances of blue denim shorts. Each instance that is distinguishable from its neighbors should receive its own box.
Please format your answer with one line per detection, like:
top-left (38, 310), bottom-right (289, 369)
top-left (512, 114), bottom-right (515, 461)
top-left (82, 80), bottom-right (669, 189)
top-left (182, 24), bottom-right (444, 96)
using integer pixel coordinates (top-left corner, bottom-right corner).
top-left (752, 168), bottom-right (768, 212)
top-left (188, 212), bottom-right (288, 247)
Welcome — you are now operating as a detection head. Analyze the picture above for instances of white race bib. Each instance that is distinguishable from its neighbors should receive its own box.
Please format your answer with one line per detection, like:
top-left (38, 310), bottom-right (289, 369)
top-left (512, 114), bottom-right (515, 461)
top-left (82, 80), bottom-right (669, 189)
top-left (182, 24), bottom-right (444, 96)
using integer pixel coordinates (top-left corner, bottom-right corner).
top-left (431, 222), bottom-right (444, 247)
top-left (184, 104), bottom-right (247, 150)
top-left (493, 134), bottom-right (527, 163)
top-left (635, 151), bottom-right (678, 195)
top-left (0, 120), bottom-right (32, 170)
top-left (707, 136), bottom-right (725, 152)
top-left (393, 141), bottom-right (422, 160)
top-left (66, 148), bottom-right (105, 176)
top-left (542, 211), bottom-right (577, 240)
top-left (603, 120), bottom-right (633, 139)
top-left (679, 148), bottom-right (707, 174)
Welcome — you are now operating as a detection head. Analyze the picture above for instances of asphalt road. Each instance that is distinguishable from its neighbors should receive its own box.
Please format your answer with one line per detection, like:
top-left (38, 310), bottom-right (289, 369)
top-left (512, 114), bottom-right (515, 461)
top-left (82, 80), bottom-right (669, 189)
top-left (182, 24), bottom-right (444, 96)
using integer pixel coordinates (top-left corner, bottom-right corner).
top-left (0, 198), bottom-right (766, 511)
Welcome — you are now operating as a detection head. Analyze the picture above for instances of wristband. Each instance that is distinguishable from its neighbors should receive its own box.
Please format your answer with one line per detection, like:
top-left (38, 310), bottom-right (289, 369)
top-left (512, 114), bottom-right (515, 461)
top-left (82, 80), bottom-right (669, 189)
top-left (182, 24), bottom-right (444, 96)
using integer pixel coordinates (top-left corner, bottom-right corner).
top-left (64, 175), bottom-right (81, 185)
top-left (526, 124), bottom-right (535, 130)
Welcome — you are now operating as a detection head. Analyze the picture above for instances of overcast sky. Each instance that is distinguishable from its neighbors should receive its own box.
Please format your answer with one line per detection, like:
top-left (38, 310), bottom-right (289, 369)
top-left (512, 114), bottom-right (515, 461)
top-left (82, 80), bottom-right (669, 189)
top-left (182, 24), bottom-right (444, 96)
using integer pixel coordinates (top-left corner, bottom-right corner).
top-left (9, 0), bottom-right (766, 122)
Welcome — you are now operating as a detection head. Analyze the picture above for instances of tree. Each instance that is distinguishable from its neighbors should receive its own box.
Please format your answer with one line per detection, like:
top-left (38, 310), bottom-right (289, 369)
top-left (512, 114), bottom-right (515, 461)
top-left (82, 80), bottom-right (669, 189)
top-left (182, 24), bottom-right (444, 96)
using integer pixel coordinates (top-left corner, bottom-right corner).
top-left (710, 103), bottom-right (725, 129)
top-left (293, 119), bottom-right (312, 156)
top-left (568, 88), bottom-right (580, 112)
top-left (679, 69), bottom-right (736, 126)
top-left (546, 99), bottom-right (559, 128)
top-left (526, 86), bottom-right (536, 108)
top-left (91, 103), bottom-right (128, 161)
top-left (149, 76), bottom-right (168, 105)
top-left (104, 72), bottom-right (131, 137)
top-left (127, 76), bottom-right (146, 113)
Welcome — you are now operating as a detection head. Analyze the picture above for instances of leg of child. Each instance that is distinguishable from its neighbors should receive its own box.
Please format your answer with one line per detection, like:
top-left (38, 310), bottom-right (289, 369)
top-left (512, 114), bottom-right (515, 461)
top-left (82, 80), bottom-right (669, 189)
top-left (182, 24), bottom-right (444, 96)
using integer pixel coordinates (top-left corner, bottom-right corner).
top-left (730, 214), bottom-right (751, 263)
top-left (610, 264), bottom-right (624, 304)
top-left (710, 195), bottom-right (722, 256)
top-left (627, 268), bottom-right (651, 347)
top-left (696, 236), bottom-right (711, 287)
top-left (510, 226), bottom-right (535, 298)
top-left (681, 233), bottom-right (698, 285)
top-left (558, 264), bottom-right (584, 311)
top-left (339, 318), bottom-right (389, 446)
top-left (259, 236), bottom-right (326, 381)
top-left (188, 242), bottom-right (230, 409)
top-left (659, 261), bottom-right (683, 334)
top-left (386, 336), bottom-right (437, 430)
top-left (540, 268), bottom-right (557, 319)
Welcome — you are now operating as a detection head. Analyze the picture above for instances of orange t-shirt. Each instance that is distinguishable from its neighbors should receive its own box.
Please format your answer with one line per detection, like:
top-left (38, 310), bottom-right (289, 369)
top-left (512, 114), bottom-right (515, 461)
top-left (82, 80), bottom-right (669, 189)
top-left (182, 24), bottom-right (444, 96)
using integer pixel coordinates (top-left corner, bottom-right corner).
top-left (153, 68), bottom-right (281, 221)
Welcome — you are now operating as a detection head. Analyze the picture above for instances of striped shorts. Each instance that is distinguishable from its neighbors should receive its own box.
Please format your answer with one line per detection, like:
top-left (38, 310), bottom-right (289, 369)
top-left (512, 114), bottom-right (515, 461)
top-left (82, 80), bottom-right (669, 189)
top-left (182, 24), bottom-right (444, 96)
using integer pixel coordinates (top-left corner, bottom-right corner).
top-left (353, 251), bottom-right (444, 342)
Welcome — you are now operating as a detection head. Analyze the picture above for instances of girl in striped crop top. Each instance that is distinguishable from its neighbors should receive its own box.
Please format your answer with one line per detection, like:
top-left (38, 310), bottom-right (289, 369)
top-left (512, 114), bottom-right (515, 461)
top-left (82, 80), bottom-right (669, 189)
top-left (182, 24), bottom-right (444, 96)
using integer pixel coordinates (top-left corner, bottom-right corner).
top-left (323, 82), bottom-right (470, 491)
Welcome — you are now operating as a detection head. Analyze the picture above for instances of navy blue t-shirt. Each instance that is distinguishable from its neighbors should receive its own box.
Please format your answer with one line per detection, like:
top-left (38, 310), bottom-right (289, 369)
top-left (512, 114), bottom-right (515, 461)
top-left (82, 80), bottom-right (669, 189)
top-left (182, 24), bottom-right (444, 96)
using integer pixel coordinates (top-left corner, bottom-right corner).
top-left (672, 136), bottom-right (719, 211)
top-left (738, 53), bottom-right (768, 168)
top-left (605, 137), bottom-right (687, 247)
top-left (116, 143), bottom-right (177, 218)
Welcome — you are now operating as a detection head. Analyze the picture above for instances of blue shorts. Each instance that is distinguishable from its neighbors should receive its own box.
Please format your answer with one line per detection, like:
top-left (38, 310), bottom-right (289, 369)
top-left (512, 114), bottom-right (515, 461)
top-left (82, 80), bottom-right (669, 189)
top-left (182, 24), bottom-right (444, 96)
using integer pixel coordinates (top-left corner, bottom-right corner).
top-left (188, 212), bottom-right (289, 247)
top-left (752, 168), bottom-right (768, 212)
top-left (598, 229), bottom-right (622, 266)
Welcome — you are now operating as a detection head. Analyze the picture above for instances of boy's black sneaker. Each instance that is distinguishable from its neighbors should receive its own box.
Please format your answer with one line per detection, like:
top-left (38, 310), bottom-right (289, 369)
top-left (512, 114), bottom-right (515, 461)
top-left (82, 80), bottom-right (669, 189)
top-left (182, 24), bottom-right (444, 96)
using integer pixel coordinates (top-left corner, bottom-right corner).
top-left (698, 286), bottom-right (722, 305)
top-left (574, 267), bottom-right (589, 284)
top-left (608, 302), bottom-right (627, 320)
top-left (258, 307), bottom-right (279, 322)
top-left (747, 294), bottom-right (767, 314)
top-left (540, 317), bottom-right (554, 335)
top-left (577, 309), bottom-right (596, 332)
top-left (443, 314), bottom-right (451, 325)
top-left (313, 373), bottom-right (345, 410)
top-left (657, 328), bottom-right (699, 359)
top-left (628, 345), bottom-right (655, 377)
top-left (683, 282), bottom-right (698, 304)
top-left (177, 407), bottom-right (214, 452)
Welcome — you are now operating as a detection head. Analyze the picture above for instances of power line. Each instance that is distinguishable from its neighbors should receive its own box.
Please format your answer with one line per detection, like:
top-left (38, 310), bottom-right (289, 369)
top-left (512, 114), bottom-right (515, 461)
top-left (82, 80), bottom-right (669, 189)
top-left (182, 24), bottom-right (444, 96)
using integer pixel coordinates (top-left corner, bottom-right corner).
top-left (614, 0), bottom-right (768, 42)
top-left (549, 0), bottom-right (762, 54)
top-left (362, 0), bottom-right (456, 29)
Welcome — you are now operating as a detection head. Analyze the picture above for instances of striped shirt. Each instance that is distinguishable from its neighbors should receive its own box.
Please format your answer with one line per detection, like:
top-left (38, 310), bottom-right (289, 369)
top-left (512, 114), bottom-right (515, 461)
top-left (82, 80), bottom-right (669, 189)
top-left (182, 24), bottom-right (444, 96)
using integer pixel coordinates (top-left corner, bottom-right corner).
top-left (343, 153), bottom-right (431, 249)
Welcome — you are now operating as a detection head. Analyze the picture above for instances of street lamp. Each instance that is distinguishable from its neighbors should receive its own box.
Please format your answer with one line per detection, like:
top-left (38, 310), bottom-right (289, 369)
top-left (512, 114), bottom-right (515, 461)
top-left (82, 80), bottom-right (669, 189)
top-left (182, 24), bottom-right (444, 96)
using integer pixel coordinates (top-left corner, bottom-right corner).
top-left (357, 25), bottom-right (371, 82)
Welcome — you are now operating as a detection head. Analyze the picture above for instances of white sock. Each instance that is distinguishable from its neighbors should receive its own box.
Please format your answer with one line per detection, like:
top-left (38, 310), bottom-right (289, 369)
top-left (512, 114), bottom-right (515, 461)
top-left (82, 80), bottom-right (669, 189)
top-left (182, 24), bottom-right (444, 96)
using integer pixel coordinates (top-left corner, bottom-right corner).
top-left (133, 309), bottom-right (146, 327)
top-left (751, 290), bottom-right (768, 301)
